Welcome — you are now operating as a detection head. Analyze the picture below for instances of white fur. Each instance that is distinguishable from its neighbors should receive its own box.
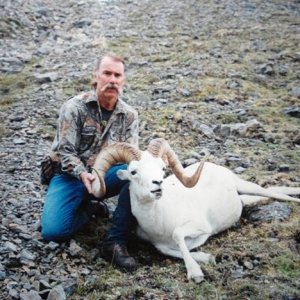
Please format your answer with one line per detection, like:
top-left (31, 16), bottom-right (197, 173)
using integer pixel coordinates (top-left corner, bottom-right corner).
top-left (117, 153), bottom-right (300, 283)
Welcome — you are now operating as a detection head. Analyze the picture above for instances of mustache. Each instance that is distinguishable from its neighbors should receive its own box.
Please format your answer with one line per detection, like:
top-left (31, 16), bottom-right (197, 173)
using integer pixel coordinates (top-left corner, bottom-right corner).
top-left (105, 83), bottom-right (119, 92)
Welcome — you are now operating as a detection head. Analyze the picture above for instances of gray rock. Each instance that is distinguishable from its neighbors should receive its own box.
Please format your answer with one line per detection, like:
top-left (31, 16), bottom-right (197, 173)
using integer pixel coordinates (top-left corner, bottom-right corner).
top-left (68, 240), bottom-right (82, 257)
top-left (0, 57), bottom-right (23, 65)
top-left (278, 164), bottom-right (290, 172)
top-left (213, 119), bottom-right (263, 138)
top-left (198, 148), bottom-right (211, 156)
top-left (13, 138), bottom-right (26, 145)
top-left (252, 40), bottom-right (267, 51)
top-left (226, 79), bottom-right (241, 89)
top-left (4, 241), bottom-right (18, 252)
top-left (180, 88), bottom-right (191, 97)
top-left (256, 63), bottom-right (275, 76)
top-left (214, 124), bottom-right (231, 137)
top-left (8, 288), bottom-right (19, 298)
top-left (183, 158), bottom-right (198, 166)
top-left (20, 290), bottom-right (42, 300)
top-left (47, 285), bottom-right (66, 300)
top-left (0, 0), bottom-right (299, 298)
top-left (33, 72), bottom-right (59, 84)
top-left (267, 159), bottom-right (277, 171)
top-left (283, 106), bottom-right (300, 118)
top-left (61, 279), bottom-right (77, 297)
top-left (46, 241), bottom-right (60, 251)
top-left (244, 202), bottom-right (292, 223)
top-left (35, 46), bottom-right (51, 56)
top-left (243, 261), bottom-right (254, 270)
top-left (195, 124), bottom-right (215, 138)
top-left (72, 18), bottom-right (92, 28)
top-left (231, 267), bottom-right (247, 279)
top-left (39, 279), bottom-right (52, 290)
top-left (20, 249), bottom-right (36, 261)
top-left (0, 270), bottom-right (7, 280)
top-left (290, 87), bottom-right (300, 98)
top-left (278, 65), bottom-right (288, 76)
top-left (234, 166), bottom-right (247, 174)
top-left (154, 98), bottom-right (169, 105)
top-left (34, 7), bottom-right (51, 17)
top-left (8, 224), bottom-right (29, 233)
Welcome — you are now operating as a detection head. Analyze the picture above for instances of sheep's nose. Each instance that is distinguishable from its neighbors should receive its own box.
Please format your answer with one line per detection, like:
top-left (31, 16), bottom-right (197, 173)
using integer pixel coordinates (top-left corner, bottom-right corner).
top-left (153, 180), bottom-right (162, 186)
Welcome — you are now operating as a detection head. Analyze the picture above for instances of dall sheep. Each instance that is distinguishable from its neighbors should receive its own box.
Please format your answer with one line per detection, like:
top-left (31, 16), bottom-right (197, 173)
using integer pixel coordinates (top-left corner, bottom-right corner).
top-left (91, 138), bottom-right (300, 282)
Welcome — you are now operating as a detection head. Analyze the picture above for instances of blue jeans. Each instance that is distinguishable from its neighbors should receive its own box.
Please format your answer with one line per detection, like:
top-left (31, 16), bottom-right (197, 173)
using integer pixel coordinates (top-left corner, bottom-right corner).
top-left (41, 164), bottom-right (136, 244)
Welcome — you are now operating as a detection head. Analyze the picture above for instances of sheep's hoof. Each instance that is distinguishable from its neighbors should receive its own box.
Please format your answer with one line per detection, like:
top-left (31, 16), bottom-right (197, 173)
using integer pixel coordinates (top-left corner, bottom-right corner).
top-left (192, 275), bottom-right (204, 283)
top-left (209, 255), bottom-right (216, 265)
top-left (188, 272), bottom-right (204, 283)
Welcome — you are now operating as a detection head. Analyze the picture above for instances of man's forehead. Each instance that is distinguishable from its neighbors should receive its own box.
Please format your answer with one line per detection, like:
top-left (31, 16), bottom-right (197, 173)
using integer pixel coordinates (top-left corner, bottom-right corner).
top-left (99, 56), bottom-right (125, 72)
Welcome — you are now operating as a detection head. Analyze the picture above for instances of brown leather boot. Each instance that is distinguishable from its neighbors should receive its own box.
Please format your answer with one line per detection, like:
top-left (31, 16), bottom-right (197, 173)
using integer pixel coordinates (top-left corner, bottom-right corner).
top-left (101, 243), bottom-right (137, 272)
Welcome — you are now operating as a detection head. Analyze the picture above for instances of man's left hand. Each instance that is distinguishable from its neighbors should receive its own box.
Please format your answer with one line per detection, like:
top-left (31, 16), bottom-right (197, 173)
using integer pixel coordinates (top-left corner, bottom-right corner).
top-left (80, 171), bottom-right (96, 194)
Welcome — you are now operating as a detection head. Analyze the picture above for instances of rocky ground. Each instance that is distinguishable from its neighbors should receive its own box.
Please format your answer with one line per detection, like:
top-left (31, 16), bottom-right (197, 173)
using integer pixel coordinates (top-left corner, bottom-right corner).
top-left (0, 0), bottom-right (300, 299)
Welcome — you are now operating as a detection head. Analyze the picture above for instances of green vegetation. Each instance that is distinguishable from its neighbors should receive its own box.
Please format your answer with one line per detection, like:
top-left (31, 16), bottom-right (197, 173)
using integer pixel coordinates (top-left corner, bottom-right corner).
top-left (3, 0), bottom-right (299, 298)
top-left (62, 77), bottom-right (91, 96)
top-left (273, 254), bottom-right (300, 278)
top-left (0, 58), bottom-right (40, 111)
top-left (0, 72), bottom-right (29, 110)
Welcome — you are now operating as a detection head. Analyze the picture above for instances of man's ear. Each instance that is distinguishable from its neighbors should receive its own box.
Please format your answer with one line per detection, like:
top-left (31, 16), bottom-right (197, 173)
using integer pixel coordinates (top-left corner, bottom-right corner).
top-left (91, 71), bottom-right (98, 88)
top-left (117, 169), bottom-right (129, 180)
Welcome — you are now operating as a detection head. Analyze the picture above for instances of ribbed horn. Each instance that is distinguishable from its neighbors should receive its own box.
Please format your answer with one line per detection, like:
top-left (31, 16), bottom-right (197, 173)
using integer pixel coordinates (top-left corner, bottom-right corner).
top-left (91, 143), bottom-right (142, 198)
top-left (147, 138), bottom-right (205, 187)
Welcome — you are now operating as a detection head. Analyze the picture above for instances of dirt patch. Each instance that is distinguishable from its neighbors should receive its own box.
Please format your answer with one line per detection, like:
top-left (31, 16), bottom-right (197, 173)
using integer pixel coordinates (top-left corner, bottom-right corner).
top-left (0, 0), bottom-right (299, 299)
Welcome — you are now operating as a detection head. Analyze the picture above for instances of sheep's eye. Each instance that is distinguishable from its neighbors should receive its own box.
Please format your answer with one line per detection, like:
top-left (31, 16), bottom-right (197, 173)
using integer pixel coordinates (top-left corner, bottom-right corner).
top-left (162, 167), bottom-right (166, 172)
top-left (131, 170), bottom-right (137, 175)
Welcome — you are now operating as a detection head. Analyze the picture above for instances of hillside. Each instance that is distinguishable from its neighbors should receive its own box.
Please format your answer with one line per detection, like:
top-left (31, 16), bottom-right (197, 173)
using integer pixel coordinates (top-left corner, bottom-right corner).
top-left (0, 0), bottom-right (299, 299)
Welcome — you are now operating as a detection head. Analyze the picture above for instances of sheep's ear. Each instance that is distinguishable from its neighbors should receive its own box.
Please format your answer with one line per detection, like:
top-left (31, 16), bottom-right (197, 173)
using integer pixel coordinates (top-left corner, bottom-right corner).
top-left (117, 169), bottom-right (129, 180)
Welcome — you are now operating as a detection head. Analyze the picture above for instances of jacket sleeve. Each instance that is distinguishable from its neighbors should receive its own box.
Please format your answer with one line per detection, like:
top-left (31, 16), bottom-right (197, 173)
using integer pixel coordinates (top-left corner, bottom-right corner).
top-left (125, 110), bottom-right (139, 148)
top-left (55, 101), bottom-right (87, 179)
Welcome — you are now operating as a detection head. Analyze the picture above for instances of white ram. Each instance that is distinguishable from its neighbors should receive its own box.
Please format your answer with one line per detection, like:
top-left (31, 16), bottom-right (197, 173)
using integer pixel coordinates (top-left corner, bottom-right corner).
top-left (91, 138), bottom-right (300, 282)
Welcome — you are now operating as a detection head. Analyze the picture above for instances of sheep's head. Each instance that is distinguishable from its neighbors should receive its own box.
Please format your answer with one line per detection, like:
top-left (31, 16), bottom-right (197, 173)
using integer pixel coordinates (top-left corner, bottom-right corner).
top-left (91, 138), bottom-right (205, 199)
top-left (117, 151), bottom-right (166, 201)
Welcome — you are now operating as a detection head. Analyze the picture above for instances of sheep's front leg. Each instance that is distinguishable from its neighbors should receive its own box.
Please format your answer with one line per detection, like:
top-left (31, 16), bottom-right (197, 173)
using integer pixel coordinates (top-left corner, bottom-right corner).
top-left (136, 226), bottom-right (151, 242)
top-left (156, 245), bottom-right (213, 264)
top-left (172, 224), bottom-right (209, 283)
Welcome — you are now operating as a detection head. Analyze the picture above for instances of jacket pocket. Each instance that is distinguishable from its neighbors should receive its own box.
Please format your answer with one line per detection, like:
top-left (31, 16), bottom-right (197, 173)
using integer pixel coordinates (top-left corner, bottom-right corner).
top-left (78, 126), bottom-right (96, 153)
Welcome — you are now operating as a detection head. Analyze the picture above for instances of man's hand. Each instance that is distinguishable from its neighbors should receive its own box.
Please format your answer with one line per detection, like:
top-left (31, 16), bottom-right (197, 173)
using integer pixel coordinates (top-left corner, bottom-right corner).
top-left (80, 171), bottom-right (96, 194)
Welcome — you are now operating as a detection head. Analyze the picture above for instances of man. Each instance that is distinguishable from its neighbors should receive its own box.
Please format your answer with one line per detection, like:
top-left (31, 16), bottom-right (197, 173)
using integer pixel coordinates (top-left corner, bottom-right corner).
top-left (41, 53), bottom-right (139, 272)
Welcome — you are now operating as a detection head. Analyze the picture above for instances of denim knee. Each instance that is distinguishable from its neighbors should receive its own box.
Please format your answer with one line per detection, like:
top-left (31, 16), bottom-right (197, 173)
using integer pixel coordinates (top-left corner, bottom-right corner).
top-left (41, 222), bottom-right (74, 242)
top-left (41, 174), bottom-right (88, 242)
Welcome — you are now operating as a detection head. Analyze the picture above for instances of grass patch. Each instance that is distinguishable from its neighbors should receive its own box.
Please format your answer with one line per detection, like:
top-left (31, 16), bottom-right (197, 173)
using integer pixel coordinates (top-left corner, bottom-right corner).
top-left (0, 124), bottom-right (8, 139)
top-left (0, 73), bottom-right (31, 110)
top-left (62, 76), bottom-right (91, 96)
top-left (0, 58), bottom-right (41, 111)
top-left (273, 254), bottom-right (300, 278)
top-left (37, 125), bottom-right (57, 141)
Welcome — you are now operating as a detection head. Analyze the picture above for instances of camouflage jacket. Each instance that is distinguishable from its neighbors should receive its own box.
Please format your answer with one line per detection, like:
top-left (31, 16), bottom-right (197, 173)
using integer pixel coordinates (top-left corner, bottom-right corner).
top-left (49, 90), bottom-right (139, 179)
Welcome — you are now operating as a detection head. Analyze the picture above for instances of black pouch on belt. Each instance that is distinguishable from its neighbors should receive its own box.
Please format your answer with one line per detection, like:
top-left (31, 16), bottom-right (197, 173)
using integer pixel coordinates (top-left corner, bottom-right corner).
top-left (40, 155), bottom-right (56, 185)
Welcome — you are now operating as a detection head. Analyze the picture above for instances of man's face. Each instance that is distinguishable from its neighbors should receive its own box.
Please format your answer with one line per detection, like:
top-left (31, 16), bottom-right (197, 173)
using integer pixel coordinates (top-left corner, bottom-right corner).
top-left (94, 56), bottom-right (125, 102)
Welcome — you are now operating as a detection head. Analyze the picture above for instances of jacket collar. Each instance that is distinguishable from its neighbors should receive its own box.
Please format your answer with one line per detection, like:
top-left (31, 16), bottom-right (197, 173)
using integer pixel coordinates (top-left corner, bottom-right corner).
top-left (85, 90), bottom-right (127, 114)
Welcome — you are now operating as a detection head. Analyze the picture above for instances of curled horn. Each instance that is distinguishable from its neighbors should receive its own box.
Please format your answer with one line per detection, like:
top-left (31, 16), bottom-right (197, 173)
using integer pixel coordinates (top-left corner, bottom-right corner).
top-left (91, 143), bottom-right (142, 198)
top-left (147, 138), bottom-right (205, 187)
